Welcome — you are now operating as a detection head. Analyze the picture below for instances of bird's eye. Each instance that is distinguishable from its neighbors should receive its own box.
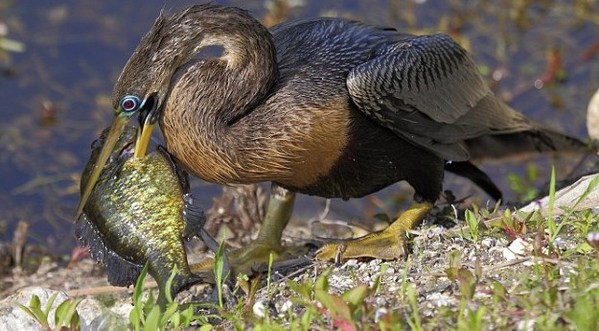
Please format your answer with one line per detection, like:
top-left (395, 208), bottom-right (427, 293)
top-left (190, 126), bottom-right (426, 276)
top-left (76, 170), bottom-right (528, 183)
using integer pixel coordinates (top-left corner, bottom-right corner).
top-left (119, 95), bottom-right (142, 113)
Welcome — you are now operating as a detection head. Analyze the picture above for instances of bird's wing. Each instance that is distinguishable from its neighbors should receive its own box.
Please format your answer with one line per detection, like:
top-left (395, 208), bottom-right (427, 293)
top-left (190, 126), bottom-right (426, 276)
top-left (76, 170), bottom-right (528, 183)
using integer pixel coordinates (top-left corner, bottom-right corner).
top-left (347, 33), bottom-right (530, 161)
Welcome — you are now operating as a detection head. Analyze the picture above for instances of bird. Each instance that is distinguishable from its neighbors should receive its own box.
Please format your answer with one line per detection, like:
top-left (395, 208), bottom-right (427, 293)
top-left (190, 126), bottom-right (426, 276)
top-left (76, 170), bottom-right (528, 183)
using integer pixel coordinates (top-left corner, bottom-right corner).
top-left (77, 4), bottom-right (591, 272)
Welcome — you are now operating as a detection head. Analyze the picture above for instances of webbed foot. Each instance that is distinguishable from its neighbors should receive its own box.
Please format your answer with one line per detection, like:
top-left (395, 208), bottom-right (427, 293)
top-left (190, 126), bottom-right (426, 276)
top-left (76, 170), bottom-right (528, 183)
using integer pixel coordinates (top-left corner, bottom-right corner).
top-left (315, 202), bottom-right (432, 261)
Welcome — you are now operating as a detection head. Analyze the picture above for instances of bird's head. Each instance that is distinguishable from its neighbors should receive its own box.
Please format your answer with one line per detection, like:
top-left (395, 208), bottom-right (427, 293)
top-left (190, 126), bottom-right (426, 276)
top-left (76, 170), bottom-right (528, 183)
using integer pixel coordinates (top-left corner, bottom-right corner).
top-left (76, 4), bottom-right (270, 218)
top-left (76, 6), bottom-right (210, 218)
top-left (111, 4), bottom-right (256, 156)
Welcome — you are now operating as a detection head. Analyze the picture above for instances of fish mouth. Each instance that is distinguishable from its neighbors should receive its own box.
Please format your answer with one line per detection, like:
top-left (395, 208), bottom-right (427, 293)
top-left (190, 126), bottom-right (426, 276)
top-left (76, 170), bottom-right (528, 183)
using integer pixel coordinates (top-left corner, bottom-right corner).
top-left (75, 112), bottom-right (132, 219)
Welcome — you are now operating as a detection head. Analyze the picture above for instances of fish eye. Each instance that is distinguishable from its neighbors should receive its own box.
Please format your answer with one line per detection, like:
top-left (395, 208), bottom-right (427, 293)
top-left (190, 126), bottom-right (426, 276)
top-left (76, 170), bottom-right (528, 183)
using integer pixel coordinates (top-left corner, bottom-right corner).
top-left (119, 95), bottom-right (142, 113)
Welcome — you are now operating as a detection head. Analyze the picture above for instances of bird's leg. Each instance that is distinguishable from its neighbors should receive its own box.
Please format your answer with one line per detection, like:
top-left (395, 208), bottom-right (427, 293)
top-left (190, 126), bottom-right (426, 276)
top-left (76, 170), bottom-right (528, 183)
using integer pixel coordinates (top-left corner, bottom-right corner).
top-left (315, 202), bottom-right (432, 261)
top-left (190, 184), bottom-right (308, 276)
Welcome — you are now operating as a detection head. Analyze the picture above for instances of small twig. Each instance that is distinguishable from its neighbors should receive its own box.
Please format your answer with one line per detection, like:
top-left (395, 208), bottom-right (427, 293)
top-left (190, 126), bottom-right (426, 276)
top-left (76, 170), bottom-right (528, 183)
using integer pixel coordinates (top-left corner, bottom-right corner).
top-left (481, 257), bottom-right (532, 273)
top-left (12, 221), bottom-right (28, 270)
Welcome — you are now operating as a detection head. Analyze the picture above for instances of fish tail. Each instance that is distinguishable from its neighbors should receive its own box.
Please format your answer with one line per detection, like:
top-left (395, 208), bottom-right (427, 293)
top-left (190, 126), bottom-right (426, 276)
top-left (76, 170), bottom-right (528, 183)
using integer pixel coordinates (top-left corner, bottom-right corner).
top-left (155, 268), bottom-right (203, 308)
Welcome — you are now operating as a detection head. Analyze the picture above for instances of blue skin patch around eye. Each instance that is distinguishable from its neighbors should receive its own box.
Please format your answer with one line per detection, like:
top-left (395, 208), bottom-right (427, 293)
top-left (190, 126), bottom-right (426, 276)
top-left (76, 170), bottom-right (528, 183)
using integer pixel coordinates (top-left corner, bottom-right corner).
top-left (120, 95), bottom-right (142, 112)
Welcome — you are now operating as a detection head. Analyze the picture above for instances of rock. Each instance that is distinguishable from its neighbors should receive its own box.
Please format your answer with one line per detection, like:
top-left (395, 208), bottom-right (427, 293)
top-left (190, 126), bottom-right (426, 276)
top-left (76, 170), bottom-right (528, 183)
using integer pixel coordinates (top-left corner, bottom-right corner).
top-left (425, 292), bottom-right (453, 308)
top-left (77, 297), bottom-right (130, 331)
top-left (520, 174), bottom-right (599, 216)
top-left (480, 238), bottom-right (495, 248)
top-left (586, 87), bottom-right (599, 140)
top-left (502, 238), bottom-right (532, 261)
top-left (253, 299), bottom-right (266, 318)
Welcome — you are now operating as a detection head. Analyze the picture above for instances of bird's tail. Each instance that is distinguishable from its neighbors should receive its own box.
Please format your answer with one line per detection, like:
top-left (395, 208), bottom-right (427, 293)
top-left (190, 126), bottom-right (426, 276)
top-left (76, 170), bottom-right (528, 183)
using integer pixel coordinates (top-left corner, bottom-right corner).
top-left (464, 127), bottom-right (595, 161)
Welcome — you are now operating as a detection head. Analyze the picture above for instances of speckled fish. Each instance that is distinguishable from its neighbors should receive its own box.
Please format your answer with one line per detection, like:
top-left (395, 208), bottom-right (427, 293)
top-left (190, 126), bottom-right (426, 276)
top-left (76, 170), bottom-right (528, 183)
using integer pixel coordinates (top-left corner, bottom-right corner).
top-left (75, 125), bottom-right (205, 305)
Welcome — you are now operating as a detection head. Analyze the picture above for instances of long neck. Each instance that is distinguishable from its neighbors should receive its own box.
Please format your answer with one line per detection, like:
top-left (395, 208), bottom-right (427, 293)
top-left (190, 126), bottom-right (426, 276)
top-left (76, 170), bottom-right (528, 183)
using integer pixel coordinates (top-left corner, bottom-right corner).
top-left (160, 9), bottom-right (282, 184)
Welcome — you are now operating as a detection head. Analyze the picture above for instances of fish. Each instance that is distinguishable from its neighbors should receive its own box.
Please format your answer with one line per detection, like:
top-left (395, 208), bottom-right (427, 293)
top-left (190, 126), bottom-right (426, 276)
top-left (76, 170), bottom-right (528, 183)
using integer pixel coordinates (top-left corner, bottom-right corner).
top-left (75, 125), bottom-right (208, 306)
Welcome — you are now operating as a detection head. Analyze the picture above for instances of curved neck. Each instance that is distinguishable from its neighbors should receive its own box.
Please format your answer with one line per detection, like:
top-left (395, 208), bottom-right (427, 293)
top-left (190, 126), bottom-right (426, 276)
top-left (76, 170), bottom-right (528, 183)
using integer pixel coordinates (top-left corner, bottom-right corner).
top-left (171, 6), bottom-right (278, 124)
top-left (160, 6), bottom-right (281, 183)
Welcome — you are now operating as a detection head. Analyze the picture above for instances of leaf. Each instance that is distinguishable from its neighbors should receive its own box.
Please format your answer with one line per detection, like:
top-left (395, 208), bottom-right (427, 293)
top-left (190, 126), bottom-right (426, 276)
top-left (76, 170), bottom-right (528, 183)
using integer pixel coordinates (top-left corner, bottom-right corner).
top-left (54, 298), bottom-right (82, 329)
top-left (315, 289), bottom-right (352, 321)
top-left (25, 294), bottom-right (50, 328)
top-left (214, 241), bottom-right (226, 308)
top-left (456, 268), bottom-right (477, 300)
top-left (572, 174), bottom-right (599, 210)
top-left (490, 281), bottom-right (507, 303)
top-left (16, 303), bottom-right (48, 328)
top-left (577, 242), bottom-right (594, 254)
top-left (160, 301), bottom-right (179, 326)
top-left (547, 166), bottom-right (556, 223)
top-left (315, 268), bottom-right (332, 291)
top-left (287, 280), bottom-right (312, 301)
top-left (29, 294), bottom-right (42, 311)
top-left (164, 267), bottom-right (178, 304)
top-left (143, 305), bottom-right (161, 331)
top-left (341, 285), bottom-right (369, 307)
top-left (43, 292), bottom-right (58, 317)
top-left (130, 263), bottom-right (150, 331)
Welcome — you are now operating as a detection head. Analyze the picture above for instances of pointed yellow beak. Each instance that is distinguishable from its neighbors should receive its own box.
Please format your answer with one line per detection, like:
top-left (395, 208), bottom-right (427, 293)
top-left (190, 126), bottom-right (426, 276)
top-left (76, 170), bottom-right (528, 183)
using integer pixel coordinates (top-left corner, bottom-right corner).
top-left (75, 114), bottom-right (129, 219)
top-left (134, 110), bottom-right (156, 159)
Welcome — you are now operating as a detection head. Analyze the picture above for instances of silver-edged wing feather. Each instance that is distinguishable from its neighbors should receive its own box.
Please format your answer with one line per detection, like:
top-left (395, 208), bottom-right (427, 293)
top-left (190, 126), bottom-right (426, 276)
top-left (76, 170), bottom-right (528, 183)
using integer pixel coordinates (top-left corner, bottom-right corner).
top-left (347, 33), bottom-right (531, 161)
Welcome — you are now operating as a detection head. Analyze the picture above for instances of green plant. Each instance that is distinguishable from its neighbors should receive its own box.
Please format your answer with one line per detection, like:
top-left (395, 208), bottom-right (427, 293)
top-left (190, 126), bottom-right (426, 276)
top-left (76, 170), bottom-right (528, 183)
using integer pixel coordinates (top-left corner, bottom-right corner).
top-left (463, 209), bottom-right (482, 242)
top-left (312, 267), bottom-right (369, 330)
top-left (507, 163), bottom-right (539, 202)
top-left (545, 166), bottom-right (560, 244)
top-left (404, 283), bottom-right (423, 331)
top-left (213, 240), bottom-right (228, 309)
top-left (17, 292), bottom-right (82, 331)
top-left (286, 266), bottom-right (393, 330)
top-left (445, 251), bottom-right (478, 301)
top-left (456, 302), bottom-right (485, 331)
top-left (128, 264), bottom-right (213, 330)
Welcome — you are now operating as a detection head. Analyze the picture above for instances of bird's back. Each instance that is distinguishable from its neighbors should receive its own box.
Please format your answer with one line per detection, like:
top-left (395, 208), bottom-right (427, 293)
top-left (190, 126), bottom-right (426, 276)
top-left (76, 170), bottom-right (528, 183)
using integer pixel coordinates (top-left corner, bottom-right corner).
top-left (270, 18), bottom-right (402, 101)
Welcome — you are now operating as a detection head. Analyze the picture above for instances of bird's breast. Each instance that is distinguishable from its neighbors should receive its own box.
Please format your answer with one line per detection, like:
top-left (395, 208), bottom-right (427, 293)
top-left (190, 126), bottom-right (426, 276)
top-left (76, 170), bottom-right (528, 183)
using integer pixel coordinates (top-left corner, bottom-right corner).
top-left (160, 96), bottom-right (351, 189)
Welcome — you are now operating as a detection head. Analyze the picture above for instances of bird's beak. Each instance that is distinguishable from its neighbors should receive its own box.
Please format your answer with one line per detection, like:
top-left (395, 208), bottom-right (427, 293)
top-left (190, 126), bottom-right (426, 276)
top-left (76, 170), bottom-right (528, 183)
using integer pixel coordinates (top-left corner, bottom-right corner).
top-left (75, 113), bottom-right (130, 219)
top-left (133, 107), bottom-right (157, 159)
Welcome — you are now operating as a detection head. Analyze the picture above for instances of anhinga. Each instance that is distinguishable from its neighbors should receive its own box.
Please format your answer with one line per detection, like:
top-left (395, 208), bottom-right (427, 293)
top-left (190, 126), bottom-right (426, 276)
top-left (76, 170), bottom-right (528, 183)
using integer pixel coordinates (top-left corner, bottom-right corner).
top-left (77, 4), bottom-right (589, 272)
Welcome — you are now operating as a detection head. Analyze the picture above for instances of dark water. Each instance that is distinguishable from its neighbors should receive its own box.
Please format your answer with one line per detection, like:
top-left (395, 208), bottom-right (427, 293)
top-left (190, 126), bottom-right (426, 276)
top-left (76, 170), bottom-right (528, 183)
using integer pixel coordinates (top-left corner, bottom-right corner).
top-left (0, 0), bottom-right (597, 254)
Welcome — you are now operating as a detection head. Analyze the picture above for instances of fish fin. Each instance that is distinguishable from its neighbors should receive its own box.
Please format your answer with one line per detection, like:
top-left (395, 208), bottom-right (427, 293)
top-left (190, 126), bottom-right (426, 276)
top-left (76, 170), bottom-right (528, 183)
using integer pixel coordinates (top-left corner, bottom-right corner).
top-left (183, 194), bottom-right (226, 273)
top-left (182, 194), bottom-right (206, 235)
top-left (104, 251), bottom-right (142, 287)
top-left (75, 213), bottom-right (142, 286)
top-left (171, 272), bottom-right (204, 295)
top-left (182, 194), bottom-right (221, 251)
top-left (155, 272), bottom-right (204, 308)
